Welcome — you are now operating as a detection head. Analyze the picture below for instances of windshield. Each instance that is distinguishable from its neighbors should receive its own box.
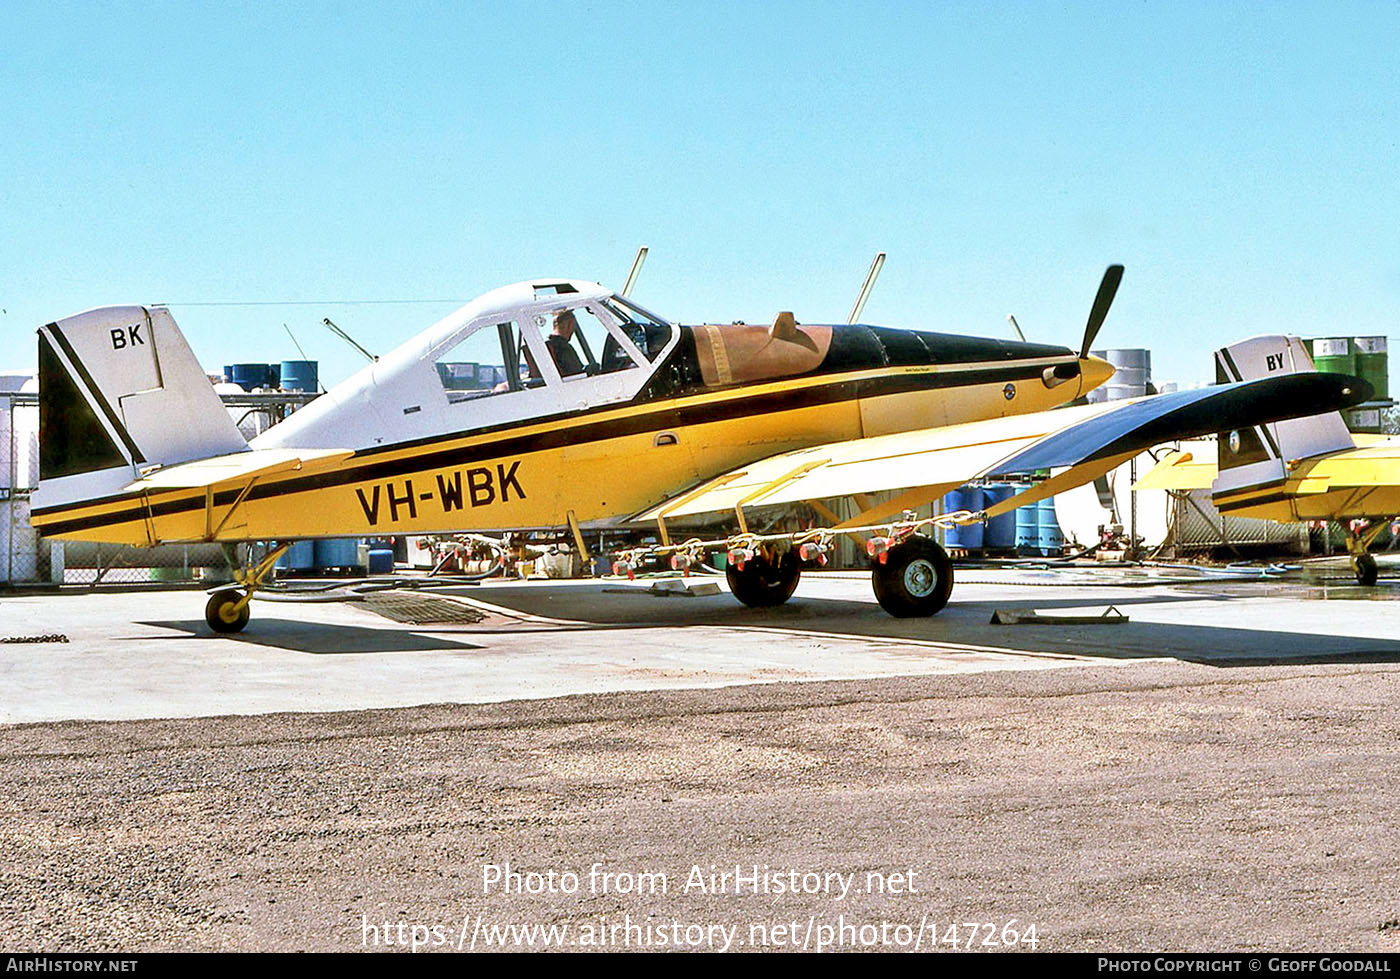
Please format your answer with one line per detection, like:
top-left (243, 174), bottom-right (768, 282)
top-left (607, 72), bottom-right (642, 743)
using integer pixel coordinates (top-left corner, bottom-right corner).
top-left (601, 296), bottom-right (674, 362)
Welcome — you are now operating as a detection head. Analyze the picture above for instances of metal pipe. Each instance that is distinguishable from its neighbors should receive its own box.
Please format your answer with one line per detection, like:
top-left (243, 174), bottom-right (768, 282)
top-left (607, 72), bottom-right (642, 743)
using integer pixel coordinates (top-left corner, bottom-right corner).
top-left (622, 246), bottom-right (649, 298)
top-left (847, 252), bottom-right (886, 324)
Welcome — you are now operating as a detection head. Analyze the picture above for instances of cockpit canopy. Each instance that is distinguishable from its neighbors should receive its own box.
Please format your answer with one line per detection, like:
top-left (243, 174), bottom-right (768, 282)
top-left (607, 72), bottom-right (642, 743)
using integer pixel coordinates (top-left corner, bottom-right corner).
top-left (432, 286), bottom-right (674, 403)
top-left (250, 279), bottom-right (682, 452)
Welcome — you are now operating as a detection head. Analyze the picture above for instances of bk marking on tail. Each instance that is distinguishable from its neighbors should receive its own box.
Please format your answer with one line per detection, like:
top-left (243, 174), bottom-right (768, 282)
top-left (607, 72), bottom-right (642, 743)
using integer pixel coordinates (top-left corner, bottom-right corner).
top-left (354, 461), bottom-right (526, 527)
top-left (109, 324), bottom-right (146, 349)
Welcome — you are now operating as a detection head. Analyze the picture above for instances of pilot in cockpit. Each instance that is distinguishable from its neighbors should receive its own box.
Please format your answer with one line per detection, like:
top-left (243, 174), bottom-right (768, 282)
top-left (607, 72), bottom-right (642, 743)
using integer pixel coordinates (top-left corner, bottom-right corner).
top-left (546, 310), bottom-right (586, 377)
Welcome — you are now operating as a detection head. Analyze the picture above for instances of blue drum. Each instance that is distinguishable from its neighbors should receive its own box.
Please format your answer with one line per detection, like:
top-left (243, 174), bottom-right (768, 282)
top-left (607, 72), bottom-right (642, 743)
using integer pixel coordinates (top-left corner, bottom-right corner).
top-left (943, 486), bottom-right (984, 550)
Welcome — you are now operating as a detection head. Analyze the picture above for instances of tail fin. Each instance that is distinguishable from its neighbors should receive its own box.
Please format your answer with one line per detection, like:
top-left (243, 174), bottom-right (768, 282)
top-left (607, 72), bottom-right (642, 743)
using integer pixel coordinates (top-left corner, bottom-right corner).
top-left (34, 306), bottom-right (247, 511)
top-left (1211, 335), bottom-right (1362, 501)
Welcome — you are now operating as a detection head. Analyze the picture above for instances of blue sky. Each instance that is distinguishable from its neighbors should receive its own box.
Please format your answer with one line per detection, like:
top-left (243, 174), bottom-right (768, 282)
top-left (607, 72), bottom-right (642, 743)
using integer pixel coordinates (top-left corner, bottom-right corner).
top-left (1, 1), bottom-right (1396, 387)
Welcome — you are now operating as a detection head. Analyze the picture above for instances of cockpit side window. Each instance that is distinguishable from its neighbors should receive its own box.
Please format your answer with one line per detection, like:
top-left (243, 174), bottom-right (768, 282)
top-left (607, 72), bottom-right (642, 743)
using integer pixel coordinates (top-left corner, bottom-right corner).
top-left (434, 320), bottom-right (536, 403)
top-left (537, 305), bottom-right (644, 381)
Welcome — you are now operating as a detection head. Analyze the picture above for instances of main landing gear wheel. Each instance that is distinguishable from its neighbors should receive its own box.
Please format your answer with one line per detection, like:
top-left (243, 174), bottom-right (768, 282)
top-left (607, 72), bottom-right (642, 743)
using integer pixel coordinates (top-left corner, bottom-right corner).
top-left (1353, 553), bottom-right (1379, 587)
top-left (872, 536), bottom-right (954, 617)
top-left (205, 589), bottom-right (251, 634)
top-left (726, 549), bottom-right (802, 608)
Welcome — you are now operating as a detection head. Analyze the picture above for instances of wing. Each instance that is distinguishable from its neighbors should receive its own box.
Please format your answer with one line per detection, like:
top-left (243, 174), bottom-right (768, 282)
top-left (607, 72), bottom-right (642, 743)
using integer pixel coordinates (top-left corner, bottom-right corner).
top-left (632, 372), bottom-right (1365, 526)
top-left (1133, 443), bottom-right (1218, 491)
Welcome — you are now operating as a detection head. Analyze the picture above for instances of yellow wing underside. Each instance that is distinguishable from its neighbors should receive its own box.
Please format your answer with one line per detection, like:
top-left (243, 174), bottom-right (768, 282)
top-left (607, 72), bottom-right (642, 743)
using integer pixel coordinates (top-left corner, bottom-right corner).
top-left (633, 400), bottom-right (1126, 524)
top-left (1292, 436), bottom-right (1400, 490)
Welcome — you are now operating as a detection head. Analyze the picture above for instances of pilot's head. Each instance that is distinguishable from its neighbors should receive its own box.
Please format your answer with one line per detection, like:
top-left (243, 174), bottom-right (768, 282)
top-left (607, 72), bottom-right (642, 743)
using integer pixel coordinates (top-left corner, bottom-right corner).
top-left (553, 310), bottom-right (577, 339)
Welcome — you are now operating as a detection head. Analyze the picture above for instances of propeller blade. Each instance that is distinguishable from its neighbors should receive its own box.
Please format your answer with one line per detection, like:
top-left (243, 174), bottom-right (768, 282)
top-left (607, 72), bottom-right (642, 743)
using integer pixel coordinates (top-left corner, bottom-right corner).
top-left (1079, 264), bottom-right (1124, 359)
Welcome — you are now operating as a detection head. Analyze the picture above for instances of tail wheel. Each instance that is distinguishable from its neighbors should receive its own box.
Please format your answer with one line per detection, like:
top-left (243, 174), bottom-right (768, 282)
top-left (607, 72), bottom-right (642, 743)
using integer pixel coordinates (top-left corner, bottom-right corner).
top-left (1353, 553), bottom-right (1379, 586)
top-left (726, 549), bottom-right (801, 607)
top-left (205, 589), bottom-right (251, 634)
top-left (872, 536), bottom-right (954, 617)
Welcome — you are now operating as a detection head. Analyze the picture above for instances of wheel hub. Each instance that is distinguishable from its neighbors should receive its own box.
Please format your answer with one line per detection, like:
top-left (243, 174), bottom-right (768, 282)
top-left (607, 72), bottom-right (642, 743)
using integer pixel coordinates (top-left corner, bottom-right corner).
top-left (218, 596), bottom-right (243, 623)
top-left (903, 558), bottom-right (937, 597)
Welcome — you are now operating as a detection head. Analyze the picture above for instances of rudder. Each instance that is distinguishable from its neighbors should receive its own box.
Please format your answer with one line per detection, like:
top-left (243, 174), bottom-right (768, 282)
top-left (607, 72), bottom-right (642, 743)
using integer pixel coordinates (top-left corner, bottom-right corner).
top-left (1212, 335), bottom-right (1363, 502)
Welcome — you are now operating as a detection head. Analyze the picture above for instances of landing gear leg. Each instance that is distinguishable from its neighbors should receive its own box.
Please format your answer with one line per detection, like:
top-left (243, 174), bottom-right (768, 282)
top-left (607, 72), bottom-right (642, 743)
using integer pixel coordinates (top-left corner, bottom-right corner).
top-left (205, 542), bottom-right (291, 633)
top-left (872, 536), bottom-right (954, 617)
top-left (726, 546), bottom-right (801, 608)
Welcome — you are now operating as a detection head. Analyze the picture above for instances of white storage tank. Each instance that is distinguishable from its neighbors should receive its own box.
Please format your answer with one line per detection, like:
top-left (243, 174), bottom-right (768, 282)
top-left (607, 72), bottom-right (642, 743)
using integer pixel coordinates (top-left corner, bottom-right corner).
top-left (0, 498), bottom-right (43, 582)
top-left (1089, 348), bottom-right (1152, 402)
top-left (0, 499), bottom-right (9, 581)
top-left (2, 376), bottom-right (46, 582)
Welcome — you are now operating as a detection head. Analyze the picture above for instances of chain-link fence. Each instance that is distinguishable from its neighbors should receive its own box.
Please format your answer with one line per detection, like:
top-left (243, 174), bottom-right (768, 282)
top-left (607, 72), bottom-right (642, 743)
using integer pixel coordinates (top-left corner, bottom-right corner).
top-left (1169, 488), bottom-right (1309, 554)
top-left (58, 542), bottom-right (239, 585)
top-left (1, 390), bottom-right (44, 583)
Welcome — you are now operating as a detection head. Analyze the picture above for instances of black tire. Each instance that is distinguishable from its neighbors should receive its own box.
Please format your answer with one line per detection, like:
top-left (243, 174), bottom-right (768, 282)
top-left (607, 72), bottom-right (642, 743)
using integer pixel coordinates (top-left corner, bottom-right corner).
top-left (872, 536), bottom-right (954, 617)
top-left (726, 549), bottom-right (801, 608)
top-left (205, 589), bottom-right (251, 634)
top-left (1354, 553), bottom-right (1379, 586)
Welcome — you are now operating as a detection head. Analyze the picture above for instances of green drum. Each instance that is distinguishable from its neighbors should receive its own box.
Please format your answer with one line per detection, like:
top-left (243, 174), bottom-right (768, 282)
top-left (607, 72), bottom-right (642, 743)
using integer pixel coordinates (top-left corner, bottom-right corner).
top-left (1353, 336), bottom-right (1388, 402)
top-left (1309, 337), bottom-right (1355, 377)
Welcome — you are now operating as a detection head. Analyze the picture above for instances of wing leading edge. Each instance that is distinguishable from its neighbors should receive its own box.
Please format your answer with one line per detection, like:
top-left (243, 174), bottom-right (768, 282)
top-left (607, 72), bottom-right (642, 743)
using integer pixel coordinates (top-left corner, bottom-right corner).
top-left (632, 373), bottom-right (1370, 525)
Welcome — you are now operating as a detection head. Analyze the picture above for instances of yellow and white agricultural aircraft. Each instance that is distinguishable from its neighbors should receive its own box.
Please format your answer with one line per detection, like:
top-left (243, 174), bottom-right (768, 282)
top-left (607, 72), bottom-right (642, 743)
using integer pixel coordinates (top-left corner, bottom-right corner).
top-left (1138, 334), bottom-right (1398, 585)
top-left (30, 267), bottom-right (1367, 631)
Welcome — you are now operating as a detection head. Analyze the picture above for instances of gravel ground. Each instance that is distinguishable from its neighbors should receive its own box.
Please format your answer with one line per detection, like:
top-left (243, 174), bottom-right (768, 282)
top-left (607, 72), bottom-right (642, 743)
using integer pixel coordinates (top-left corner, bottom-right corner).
top-left (3, 660), bottom-right (1400, 952)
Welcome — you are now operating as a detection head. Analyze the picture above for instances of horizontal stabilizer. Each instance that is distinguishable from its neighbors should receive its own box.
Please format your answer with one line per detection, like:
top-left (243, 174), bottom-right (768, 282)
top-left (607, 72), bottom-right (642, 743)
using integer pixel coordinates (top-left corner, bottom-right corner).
top-left (121, 448), bottom-right (355, 491)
